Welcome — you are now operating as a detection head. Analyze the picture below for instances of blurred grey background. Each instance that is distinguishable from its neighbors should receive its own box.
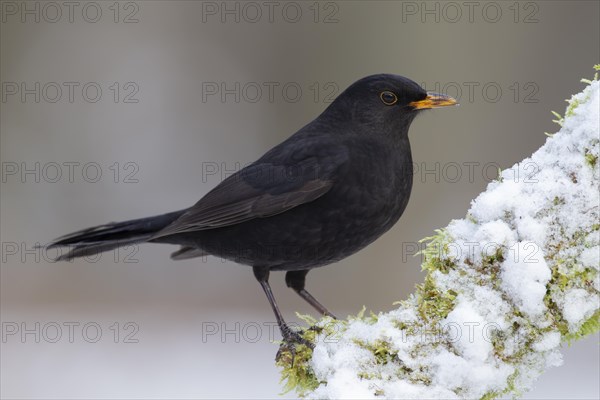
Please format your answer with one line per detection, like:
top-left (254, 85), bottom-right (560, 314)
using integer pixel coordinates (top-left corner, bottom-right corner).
top-left (1, 1), bottom-right (598, 398)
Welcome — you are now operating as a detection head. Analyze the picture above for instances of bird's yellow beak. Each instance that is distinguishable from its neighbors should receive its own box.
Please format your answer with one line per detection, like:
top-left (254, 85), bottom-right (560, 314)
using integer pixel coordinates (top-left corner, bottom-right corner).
top-left (409, 93), bottom-right (459, 110)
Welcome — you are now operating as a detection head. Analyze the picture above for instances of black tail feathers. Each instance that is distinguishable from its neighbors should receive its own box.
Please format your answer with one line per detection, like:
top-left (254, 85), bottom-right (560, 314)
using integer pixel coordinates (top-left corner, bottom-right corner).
top-left (47, 210), bottom-right (186, 261)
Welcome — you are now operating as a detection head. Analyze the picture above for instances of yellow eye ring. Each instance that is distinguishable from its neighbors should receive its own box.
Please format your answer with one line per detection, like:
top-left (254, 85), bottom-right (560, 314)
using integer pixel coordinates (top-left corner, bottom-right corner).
top-left (380, 91), bottom-right (398, 105)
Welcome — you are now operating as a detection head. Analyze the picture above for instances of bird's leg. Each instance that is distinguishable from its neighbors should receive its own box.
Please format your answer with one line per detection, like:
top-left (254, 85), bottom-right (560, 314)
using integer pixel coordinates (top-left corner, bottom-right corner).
top-left (253, 266), bottom-right (313, 363)
top-left (285, 270), bottom-right (337, 319)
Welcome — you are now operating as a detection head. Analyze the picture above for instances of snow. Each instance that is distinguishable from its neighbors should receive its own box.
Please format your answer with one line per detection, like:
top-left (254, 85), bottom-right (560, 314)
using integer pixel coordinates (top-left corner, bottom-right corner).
top-left (579, 246), bottom-right (599, 269)
top-left (311, 368), bottom-right (376, 399)
top-left (500, 242), bottom-right (551, 318)
top-left (532, 331), bottom-right (561, 352)
top-left (430, 349), bottom-right (513, 398)
top-left (561, 288), bottom-right (598, 328)
top-left (443, 297), bottom-right (493, 362)
top-left (290, 78), bottom-right (600, 399)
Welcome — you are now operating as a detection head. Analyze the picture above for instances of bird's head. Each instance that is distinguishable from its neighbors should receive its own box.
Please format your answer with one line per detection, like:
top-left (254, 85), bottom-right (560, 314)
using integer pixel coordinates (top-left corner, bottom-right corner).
top-left (322, 74), bottom-right (458, 137)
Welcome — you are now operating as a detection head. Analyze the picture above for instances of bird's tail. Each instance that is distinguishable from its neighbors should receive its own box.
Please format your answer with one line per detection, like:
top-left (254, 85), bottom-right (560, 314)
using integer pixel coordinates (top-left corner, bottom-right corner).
top-left (47, 210), bottom-right (186, 261)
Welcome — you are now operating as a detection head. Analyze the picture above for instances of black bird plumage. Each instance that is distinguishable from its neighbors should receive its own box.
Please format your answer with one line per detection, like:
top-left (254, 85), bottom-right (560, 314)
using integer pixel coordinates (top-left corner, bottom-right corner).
top-left (48, 74), bottom-right (457, 351)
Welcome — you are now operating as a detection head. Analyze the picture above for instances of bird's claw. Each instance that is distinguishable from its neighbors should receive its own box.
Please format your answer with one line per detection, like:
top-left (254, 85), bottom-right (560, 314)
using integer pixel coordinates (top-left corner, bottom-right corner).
top-left (275, 325), bottom-right (314, 366)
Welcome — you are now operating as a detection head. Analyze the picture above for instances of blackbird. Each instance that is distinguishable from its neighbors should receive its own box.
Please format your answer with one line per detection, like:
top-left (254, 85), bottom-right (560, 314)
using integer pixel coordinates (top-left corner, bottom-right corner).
top-left (48, 74), bottom-right (457, 350)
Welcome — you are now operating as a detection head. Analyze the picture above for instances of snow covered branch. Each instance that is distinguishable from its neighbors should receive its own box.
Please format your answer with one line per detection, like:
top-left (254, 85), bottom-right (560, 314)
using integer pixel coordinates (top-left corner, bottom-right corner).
top-left (277, 68), bottom-right (600, 399)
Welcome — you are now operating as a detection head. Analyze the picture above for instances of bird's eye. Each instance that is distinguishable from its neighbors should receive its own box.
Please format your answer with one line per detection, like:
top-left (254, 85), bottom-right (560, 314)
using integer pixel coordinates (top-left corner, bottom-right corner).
top-left (380, 91), bottom-right (398, 105)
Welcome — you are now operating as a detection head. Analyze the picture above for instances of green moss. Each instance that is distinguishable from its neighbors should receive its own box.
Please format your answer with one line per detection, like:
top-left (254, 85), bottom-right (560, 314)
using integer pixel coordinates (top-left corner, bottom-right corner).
top-left (277, 342), bottom-right (320, 396)
top-left (564, 310), bottom-right (600, 344)
top-left (495, 167), bottom-right (504, 182)
top-left (356, 338), bottom-right (436, 387)
top-left (580, 64), bottom-right (600, 84)
top-left (576, 66), bottom-right (599, 107)
top-left (414, 230), bottom-right (460, 321)
top-left (474, 247), bottom-right (505, 288)
top-left (277, 314), bottom-right (344, 396)
top-left (357, 370), bottom-right (380, 380)
top-left (481, 390), bottom-right (499, 400)
top-left (584, 148), bottom-right (598, 168)
top-left (416, 274), bottom-right (458, 322)
top-left (543, 243), bottom-right (599, 342)
top-left (565, 93), bottom-right (590, 118)
top-left (551, 110), bottom-right (564, 127)
top-left (467, 213), bottom-right (478, 224)
top-left (480, 370), bottom-right (520, 400)
top-left (418, 229), bottom-right (456, 274)
top-left (409, 367), bottom-right (432, 386)
top-left (368, 310), bottom-right (381, 324)
top-left (354, 338), bottom-right (399, 365)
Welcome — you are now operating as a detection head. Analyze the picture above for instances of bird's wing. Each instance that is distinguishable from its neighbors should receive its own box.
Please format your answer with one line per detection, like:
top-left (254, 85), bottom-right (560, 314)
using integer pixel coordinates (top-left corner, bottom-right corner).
top-left (152, 138), bottom-right (348, 238)
top-left (170, 246), bottom-right (210, 260)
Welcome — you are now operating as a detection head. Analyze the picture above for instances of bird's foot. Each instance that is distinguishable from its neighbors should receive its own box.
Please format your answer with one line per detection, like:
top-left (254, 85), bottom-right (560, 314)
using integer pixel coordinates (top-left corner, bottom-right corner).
top-left (275, 324), bottom-right (314, 366)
